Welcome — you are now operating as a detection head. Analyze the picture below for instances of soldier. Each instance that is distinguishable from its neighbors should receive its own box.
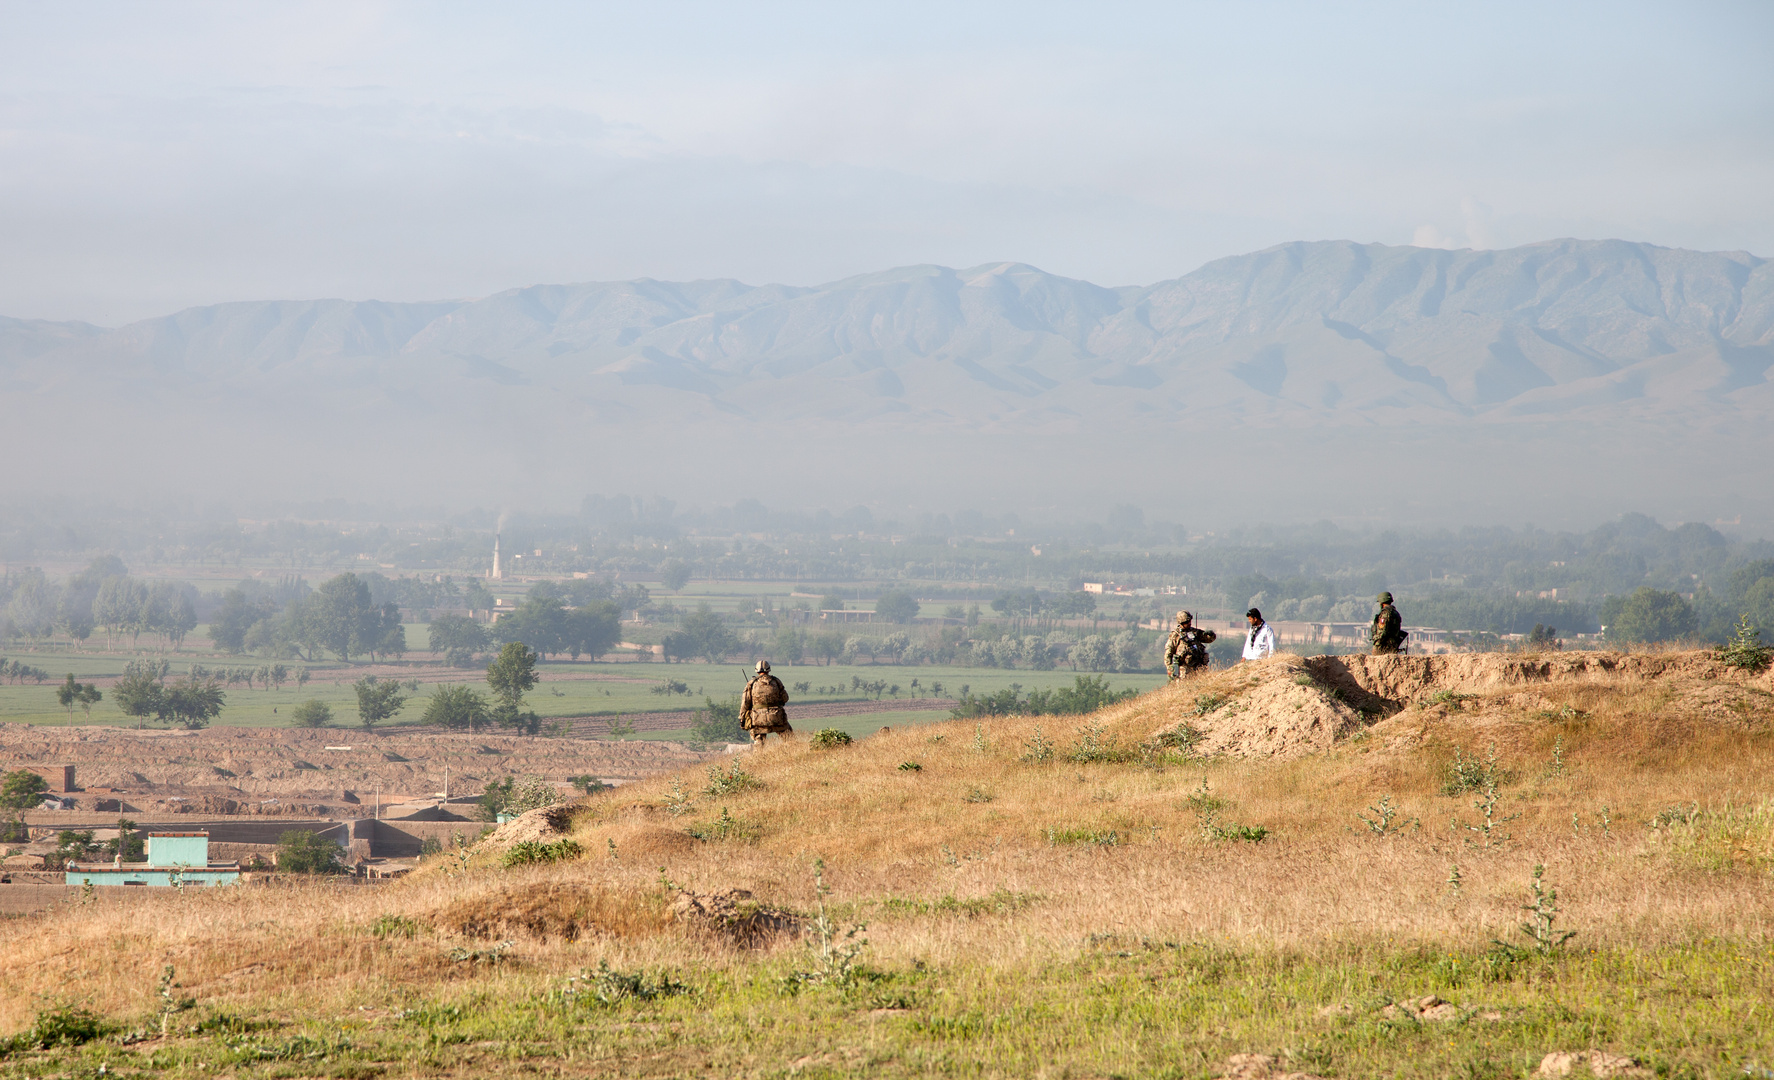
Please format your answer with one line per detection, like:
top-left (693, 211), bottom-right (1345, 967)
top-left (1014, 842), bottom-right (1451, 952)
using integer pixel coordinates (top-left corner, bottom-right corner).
top-left (1371, 592), bottom-right (1408, 654)
top-left (740, 659), bottom-right (792, 746)
top-left (1164, 610), bottom-right (1217, 680)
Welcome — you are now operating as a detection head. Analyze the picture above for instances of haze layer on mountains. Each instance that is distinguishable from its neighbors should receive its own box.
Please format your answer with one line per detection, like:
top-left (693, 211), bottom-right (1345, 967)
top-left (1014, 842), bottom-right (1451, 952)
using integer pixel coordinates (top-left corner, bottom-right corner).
top-left (4, 3), bottom-right (1772, 324)
top-left (6, 239), bottom-right (1771, 537)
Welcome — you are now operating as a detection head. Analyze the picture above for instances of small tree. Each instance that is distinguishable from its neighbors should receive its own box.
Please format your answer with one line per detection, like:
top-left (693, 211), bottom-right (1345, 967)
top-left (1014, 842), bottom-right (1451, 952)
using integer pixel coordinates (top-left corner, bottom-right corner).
top-left (874, 590), bottom-right (920, 624)
top-left (0, 770), bottom-right (49, 810)
top-left (161, 674), bottom-right (225, 730)
top-left (689, 696), bottom-right (746, 744)
top-left (112, 661), bottom-right (167, 728)
top-left (276, 830), bottom-right (343, 873)
top-left (57, 674), bottom-right (86, 719)
top-left (429, 613), bottom-right (490, 667)
top-left (290, 699), bottom-right (333, 728)
top-left (104, 818), bottom-right (145, 861)
top-left (480, 774), bottom-right (560, 820)
top-left (422, 685), bottom-right (489, 733)
top-left (353, 676), bottom-right (408, 731)
top-left (486, 642), bottom-right (541, 734)
top-left (1605, 588), bottom-right (1697, 644)
top-left (659, 558), bottom-right (692, 592)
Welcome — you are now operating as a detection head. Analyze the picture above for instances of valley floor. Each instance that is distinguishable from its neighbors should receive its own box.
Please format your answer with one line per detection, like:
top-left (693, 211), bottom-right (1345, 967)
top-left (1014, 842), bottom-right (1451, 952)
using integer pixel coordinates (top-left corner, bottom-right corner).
top-left (2, 650), bottom-right (1770, 1078)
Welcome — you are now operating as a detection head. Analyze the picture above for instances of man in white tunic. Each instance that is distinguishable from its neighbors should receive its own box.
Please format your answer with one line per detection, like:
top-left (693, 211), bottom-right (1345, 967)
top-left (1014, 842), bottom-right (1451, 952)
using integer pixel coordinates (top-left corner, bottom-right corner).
top-left (1241, 607), bottom-right (1277, 661)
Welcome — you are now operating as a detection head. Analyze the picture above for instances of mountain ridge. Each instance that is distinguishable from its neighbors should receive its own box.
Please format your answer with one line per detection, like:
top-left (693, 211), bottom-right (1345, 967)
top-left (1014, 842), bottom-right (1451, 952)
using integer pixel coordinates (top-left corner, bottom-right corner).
top-left (6, 238), bottom-right (1771, 527)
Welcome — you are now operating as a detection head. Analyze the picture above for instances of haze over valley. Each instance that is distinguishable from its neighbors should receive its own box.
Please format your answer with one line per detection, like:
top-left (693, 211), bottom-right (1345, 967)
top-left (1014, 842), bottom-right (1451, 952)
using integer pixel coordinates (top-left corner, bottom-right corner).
top-left (7, 238), bottom-right (1771, 533)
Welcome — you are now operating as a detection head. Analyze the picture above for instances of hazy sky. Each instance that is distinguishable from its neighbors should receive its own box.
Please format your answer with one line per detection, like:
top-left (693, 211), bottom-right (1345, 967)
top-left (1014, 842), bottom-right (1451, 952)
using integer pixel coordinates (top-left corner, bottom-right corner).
top-left (4, 1), bottom-right (1771, 325)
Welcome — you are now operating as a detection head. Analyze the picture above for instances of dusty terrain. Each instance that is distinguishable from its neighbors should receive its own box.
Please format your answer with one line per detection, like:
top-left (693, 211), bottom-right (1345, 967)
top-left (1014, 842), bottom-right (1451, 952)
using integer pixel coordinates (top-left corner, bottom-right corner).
top-left (1, 725), bottom-right (720, 818)
top-left (0, 649), bottom-right (1768, 1078)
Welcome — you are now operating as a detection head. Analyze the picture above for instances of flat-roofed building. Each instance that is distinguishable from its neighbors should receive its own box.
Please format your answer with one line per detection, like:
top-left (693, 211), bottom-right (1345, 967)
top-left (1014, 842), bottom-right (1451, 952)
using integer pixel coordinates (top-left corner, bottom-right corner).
top-left (65, 832), bottom-right (241, 887)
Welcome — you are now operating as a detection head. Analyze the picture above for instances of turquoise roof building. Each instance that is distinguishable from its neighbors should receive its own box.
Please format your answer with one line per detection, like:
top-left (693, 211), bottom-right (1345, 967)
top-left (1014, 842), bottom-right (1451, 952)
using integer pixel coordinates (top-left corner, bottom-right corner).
top-left (66, 832), bottom-right (241, 888)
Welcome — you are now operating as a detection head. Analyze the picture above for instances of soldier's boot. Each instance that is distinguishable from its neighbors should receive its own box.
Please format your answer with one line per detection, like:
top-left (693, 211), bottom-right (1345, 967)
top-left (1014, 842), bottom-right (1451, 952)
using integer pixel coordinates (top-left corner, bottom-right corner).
top-left (751, 731), bottom-right (769, 747)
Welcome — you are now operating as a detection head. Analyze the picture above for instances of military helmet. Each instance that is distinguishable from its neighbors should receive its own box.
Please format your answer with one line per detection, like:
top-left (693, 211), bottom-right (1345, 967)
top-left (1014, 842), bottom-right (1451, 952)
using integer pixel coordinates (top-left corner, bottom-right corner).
top-left (1376, 591), bottom-right (1393, 604)
top-left (755, 659), bottom-right (770, 673)
top-left (1176, 610), bottom-right (1192, 623)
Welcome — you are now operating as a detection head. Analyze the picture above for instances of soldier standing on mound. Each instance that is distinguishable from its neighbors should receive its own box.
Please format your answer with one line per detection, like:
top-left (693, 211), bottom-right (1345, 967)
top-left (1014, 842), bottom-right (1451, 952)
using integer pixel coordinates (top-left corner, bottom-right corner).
top-left (1371, 592), bottom-right (1408, 655)
top-left (1164, 610), bottom-right (1217, 680)
top-left (740, 659), bottom-right (793, 746)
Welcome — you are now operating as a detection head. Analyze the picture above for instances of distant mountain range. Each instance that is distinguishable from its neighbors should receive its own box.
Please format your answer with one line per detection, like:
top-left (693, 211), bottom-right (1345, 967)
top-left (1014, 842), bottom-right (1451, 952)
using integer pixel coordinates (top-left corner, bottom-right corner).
top-left (6, 239), bottom-right (1771, 532)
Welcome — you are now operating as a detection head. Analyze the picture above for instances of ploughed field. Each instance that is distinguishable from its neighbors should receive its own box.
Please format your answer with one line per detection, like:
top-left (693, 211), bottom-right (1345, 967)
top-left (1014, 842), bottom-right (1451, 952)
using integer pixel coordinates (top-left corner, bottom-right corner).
top-left (1, 650), bottom-right (1770, 1079)
top-left (4, 725), bottom-right (716, 819)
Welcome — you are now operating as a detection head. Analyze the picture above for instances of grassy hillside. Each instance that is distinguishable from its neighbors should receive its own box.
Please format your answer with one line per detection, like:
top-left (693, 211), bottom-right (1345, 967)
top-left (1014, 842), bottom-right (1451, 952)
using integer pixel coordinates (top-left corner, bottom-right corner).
top-left (0, 651), bottom-right (1770, 1077)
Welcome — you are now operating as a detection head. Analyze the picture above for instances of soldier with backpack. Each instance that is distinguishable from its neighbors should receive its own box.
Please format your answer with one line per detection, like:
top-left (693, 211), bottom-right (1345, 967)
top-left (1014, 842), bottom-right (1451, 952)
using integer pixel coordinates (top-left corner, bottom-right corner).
top-left (740, 659), bottom-right (793, 745)
top-left (1371, 592), bottom-right (1408, 654)
top-left (1164, 611), bottom-right (1217, 679)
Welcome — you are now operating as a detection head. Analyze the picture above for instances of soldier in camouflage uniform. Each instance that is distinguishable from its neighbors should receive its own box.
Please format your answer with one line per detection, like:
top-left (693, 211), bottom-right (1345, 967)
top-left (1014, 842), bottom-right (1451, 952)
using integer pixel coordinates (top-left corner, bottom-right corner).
top-left (1371, 592), bottom-right (1407, 655)
top-left (1164, 610), bottom-right (1217, 680)
top-left (740, 659), bottom-right (793, 746)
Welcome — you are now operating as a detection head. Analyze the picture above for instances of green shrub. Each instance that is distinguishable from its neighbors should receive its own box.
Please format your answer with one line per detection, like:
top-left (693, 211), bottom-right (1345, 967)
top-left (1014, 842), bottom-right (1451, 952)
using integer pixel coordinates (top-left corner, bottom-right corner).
top-left (703, 761), bottom-right (760, 796)
top-left (369, 914), bottom-right (425, 939)
top-left (1440, 743), bottom-right (1512, 796)
top-left (687, 807), bottom-right (758, 842)
top-left (480, 774), bottom-right (562, 821)
top-left (557, 960), bottom-right (690, 1006)
top-left (809, 728), bottom-right (853, 748)
top-left (289, 699), bottom-right (332, 728)
top-left (1717, 615), bottom-right (1773, 673)
top-left (501, 839), bottom-right (583, 867)
top-left (0, 769), bottom-right (49, 810)
top-left (275, 830), bottom-right (342, 874)
top-left (1151, 724), bottom-right (1205, 754)
top-left (3, 1004), bottom-right (106, 1051)
top-left (1066, 721), bottom-right (1132, 764)
top-left (1046, 827), bottom-right (1122, 847)
top-left (689, 697), bottom-right (746, 744)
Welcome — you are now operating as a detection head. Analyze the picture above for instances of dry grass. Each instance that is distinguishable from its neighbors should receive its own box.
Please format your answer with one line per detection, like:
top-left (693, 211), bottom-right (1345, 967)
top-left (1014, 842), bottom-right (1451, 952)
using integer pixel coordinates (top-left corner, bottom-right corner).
top-left (1, 651), bottom-right (1770, 1075)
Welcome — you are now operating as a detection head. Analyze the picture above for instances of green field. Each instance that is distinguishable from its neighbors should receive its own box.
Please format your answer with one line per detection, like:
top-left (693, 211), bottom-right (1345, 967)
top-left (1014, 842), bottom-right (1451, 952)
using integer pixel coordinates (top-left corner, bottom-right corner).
top-left (0, 632), bottom-right (1165, 736)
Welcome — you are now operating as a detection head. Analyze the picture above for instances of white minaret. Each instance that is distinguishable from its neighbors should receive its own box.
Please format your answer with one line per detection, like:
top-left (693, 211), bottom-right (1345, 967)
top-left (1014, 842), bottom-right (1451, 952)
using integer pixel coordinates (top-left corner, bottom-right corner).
top-left (491, 533), bottom-right (503, 580)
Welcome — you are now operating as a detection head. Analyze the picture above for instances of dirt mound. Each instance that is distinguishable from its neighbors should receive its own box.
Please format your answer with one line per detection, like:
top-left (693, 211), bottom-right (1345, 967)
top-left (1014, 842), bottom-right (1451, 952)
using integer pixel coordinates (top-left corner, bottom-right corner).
top-left (1143, 649), bottom-right (1770, 761)
top-left (1142, 655), bottom-right (1372, 760)
top-left (481, 803), bottom-right (577, 848)
top-left (1326, 650), bottom-right (1754, 703)
top-left (668, 888), bottom-right (799, 946)
top-left (619, 826), bottom-right (700, 860)
top-left (437, 881), bottom-right (668, 942)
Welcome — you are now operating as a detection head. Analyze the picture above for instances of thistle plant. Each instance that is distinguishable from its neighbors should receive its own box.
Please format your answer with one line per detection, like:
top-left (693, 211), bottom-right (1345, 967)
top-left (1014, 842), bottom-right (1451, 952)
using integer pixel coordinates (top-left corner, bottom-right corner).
top-left (1459, 780), bottom-right (1520, 847)
top-left (797, 857), bottom-right (867, 986)
top-left (156, 964), bottom-right (193, 1037)
top-left (664, 779), bottom-right (693, 817)
top-left (1498, 864), bottom-right (1577, 957)
top-left (1358, 794), bottom-right (1399, 836)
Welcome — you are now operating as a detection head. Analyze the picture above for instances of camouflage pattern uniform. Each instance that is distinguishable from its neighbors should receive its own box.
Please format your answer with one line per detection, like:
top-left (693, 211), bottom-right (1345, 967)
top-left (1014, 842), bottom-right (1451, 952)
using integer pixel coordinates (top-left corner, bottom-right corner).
top-left (740, 660), bottom-right (792, 745)
top-left (1164, 611), bottom-right (1217, 679)
top-left (1371, 592), bottom-right (1406, 655)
